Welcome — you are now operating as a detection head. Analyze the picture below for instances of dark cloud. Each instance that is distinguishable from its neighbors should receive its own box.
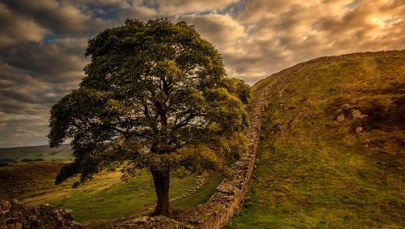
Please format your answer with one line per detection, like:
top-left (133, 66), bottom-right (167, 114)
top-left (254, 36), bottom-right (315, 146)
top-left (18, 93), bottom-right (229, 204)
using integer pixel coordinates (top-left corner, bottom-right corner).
top-left (0, 3), bottom-right (47, 46)
top-left (2, 0), bottom-right (108, 36)
top-left (1, 38), bottom-right (87, 83)
top-left (0, 117), bottom-right (49, 147)
top-left (0, 39), bottom-right (86, 147)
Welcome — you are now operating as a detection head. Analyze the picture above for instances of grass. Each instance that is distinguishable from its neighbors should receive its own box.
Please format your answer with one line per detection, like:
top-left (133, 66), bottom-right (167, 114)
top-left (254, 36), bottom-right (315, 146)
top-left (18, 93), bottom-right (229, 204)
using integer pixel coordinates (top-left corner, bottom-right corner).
top-left (172, 174), bottom-right (223, 209)
top-left (0, 142), bottom-right (224, 222)
top-left (50, 170), bottom-right (194, 221)
top-left (0, 162), bottom-right (66, 199)
top-left (0, 161), bottom-right (223, 222)
top-left (52, 172), bottom-right (223, 221)
top-left (230, 51), bottom-right (405, 228)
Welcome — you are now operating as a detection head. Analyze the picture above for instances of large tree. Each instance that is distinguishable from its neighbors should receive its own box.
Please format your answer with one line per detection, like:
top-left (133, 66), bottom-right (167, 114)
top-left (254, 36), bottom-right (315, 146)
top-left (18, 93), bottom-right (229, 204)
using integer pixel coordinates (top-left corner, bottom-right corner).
top-left (48, 18), bottom-right (250, 216)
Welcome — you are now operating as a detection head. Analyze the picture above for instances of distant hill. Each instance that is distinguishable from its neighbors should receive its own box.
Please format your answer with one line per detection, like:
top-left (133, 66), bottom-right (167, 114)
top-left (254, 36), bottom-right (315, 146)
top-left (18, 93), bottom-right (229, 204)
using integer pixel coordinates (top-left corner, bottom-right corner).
top-left (231, 50), bottom-right (405, 228)
top-left (0, 144), bottom-right (71, 154)
top-left (0, 144), bottom-right (72, 164)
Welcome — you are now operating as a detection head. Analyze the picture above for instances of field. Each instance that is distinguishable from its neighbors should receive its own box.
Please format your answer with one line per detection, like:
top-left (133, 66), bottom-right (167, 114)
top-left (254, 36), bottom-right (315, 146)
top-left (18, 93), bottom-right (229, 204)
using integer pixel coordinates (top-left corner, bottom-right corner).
top-left (230, 51), bottom-right (405, 228)
top-left (0, 159), bottom-right (222, 222)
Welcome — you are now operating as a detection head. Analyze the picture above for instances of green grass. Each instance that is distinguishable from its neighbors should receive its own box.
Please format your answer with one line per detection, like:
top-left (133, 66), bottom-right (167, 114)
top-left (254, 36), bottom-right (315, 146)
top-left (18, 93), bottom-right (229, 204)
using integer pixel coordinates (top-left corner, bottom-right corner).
top-left (173, 174), bottom-right (223, 209)
top-left (230, 51), bottom-right (405, 228)
top-left (0, 161), bottom-right (223, 222)
top-left (0, 144), bottom-right (223, 222)
top-left (51, 170), bottom-right (195, 221)
top-left (52, 173), bottom-right (223, 221)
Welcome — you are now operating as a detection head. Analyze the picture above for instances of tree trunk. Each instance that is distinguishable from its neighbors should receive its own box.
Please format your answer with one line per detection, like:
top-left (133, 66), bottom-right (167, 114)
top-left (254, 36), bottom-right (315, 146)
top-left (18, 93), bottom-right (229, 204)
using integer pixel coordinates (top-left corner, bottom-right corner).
top-left (150, 168), bottom-right (171, 216)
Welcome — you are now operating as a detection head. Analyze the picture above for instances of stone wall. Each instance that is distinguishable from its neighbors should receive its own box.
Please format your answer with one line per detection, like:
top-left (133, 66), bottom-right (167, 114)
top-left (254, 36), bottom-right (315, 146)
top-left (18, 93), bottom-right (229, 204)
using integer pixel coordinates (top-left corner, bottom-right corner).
top-left (0, 200), bottom-right (82, 229)
top-left (181, 80), bottom-right (271, 229)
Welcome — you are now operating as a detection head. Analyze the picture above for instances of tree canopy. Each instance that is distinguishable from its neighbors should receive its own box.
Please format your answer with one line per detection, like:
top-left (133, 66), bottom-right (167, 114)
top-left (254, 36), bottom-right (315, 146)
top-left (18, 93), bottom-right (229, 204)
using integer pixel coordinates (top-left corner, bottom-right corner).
top-left (48, 18), bottom-right (250, 215)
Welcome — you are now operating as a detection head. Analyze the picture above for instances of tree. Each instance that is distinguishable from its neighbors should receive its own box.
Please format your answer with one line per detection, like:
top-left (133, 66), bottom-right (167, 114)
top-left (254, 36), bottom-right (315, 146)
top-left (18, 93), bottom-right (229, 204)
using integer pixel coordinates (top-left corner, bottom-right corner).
top-left (48, 18), bottom-right (250, 216)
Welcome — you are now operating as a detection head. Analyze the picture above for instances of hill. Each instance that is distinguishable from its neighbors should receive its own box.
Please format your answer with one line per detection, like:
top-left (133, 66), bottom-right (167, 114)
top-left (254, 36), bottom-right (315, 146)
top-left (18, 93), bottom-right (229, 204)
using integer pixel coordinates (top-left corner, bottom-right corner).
top-left (0, 162), bottom-right (66, 199)
top-left (0, 144), bottom-right (72, 164)
top-left (231, 50), bottom-right (405, 228)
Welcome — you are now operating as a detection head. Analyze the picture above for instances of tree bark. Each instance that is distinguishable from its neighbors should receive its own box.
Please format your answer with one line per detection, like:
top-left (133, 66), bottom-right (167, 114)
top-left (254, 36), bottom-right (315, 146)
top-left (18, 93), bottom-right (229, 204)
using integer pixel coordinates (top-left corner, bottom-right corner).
top-left (150, 168), bottom-right (171, 216)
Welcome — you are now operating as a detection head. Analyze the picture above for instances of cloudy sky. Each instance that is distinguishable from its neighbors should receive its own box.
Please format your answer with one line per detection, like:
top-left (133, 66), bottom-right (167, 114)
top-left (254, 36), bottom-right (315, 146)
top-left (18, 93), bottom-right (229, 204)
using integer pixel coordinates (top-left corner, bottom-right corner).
top-left (1, 0), bottom-right (404, 147)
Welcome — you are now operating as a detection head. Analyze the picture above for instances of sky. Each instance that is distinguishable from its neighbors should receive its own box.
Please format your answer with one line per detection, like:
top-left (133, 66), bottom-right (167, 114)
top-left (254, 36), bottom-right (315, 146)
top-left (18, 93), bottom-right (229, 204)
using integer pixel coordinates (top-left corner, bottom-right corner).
top-left (0, 0), bottom-right (405, 147)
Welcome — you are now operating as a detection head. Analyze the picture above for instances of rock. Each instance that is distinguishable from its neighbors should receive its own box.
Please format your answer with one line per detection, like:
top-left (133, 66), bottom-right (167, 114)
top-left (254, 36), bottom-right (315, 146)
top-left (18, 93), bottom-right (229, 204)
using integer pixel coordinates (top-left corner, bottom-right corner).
top-left (352, 109), bottom-right (367, 119)
top-left (337, 114), bottom-right (345, 122)
top-left (0, 199), bottom-right (83, 228)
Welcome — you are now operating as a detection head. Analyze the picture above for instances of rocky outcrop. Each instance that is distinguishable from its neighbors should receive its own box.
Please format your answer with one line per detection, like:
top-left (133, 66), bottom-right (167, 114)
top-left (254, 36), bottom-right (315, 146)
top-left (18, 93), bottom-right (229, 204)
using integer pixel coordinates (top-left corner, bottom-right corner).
top-left (0, 199), bottom-right (82, 229)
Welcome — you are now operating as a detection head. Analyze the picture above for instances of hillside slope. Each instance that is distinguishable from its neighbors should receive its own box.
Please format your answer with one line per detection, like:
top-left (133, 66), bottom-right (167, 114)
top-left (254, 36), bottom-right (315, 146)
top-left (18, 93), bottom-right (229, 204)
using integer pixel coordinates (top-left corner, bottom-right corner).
top-left (231, 50), bottom-right (405, 228)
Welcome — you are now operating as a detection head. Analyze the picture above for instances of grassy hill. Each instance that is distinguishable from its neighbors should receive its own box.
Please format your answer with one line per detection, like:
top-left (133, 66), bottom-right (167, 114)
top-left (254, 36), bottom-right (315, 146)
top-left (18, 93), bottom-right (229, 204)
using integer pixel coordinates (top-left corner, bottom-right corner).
top-left (0, 160), bottom-right (222, 222)
top-left (230, 50), bottom-right (405, 228)
top-left (0, 162), bottom-right (66, 199)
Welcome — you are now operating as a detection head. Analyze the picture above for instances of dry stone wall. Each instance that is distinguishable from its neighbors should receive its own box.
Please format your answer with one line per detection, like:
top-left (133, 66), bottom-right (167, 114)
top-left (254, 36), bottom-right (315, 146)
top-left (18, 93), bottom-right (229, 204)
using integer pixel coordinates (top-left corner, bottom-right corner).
top-left (182, 80), bottom-right (273, 229)
top-left (0, 199), bottom-right (82, 229)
